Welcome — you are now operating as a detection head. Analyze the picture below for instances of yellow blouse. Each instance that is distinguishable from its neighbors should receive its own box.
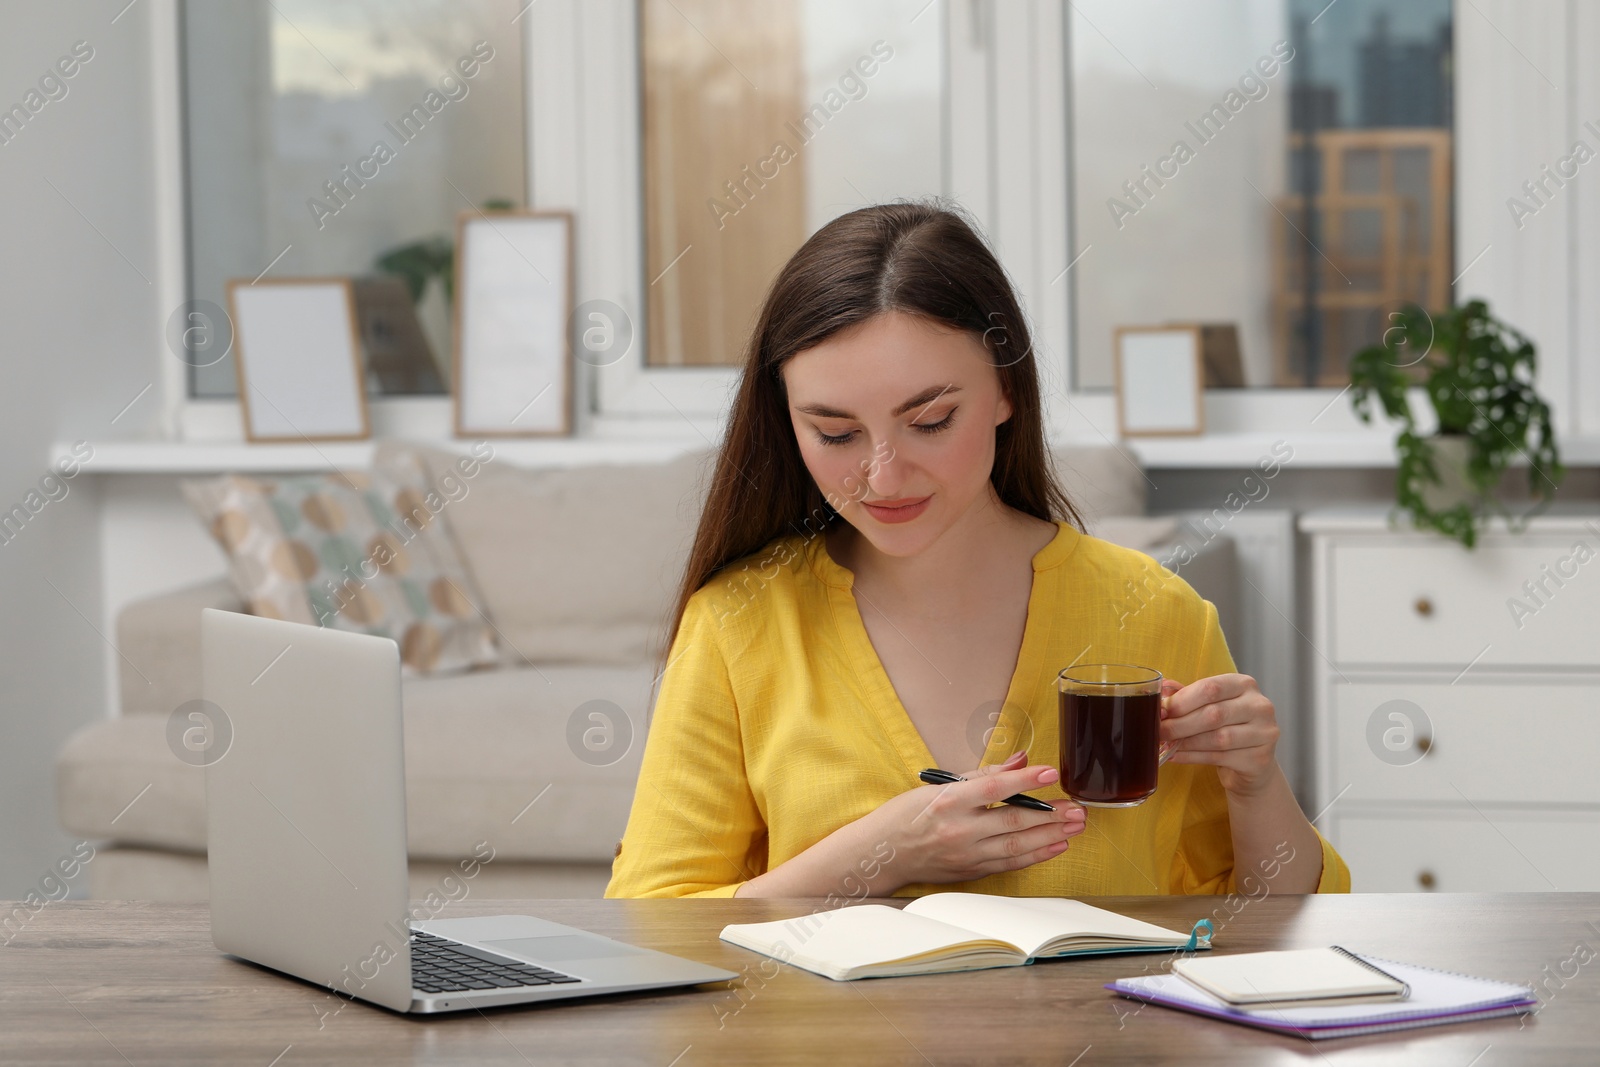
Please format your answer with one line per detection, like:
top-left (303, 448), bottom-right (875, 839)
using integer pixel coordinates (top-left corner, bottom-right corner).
top-left (605, 519), bottom-right (1350, 899)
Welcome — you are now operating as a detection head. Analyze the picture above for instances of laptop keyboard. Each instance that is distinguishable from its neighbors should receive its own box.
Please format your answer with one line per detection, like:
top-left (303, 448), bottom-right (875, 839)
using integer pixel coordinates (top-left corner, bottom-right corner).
top-left (410, 930), bottom-right (583, 994)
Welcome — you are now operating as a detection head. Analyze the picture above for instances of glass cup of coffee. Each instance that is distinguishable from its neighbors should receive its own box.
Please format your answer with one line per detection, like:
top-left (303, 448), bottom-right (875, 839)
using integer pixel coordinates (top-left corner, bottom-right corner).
top-left (1057, 664), bottom-right (1173, 807)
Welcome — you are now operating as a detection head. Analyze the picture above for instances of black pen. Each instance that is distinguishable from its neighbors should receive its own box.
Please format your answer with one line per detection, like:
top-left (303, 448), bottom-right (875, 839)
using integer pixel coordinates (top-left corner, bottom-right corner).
top-left (918, 768), bottom-right (1057, 812)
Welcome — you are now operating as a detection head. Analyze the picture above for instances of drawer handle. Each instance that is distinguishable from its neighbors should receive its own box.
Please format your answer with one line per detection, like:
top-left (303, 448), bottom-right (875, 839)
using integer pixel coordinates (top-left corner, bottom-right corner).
top-left (1416, 735), bottom-right (1432, 755)
top-left (1417, 870), bottom-right (1437, 890)
top-left (1414, 597), bottom-right (1434, 618)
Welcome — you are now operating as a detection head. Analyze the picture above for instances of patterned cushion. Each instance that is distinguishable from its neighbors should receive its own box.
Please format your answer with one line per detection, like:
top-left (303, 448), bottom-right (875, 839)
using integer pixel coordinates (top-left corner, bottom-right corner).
top-left (181, 467), bottom-right (497, 674)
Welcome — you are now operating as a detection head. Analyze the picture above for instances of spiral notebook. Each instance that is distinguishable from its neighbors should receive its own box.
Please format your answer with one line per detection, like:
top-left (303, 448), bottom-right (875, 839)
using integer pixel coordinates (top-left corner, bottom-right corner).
top-left (1173, 946), bottom-right (1410, 1008)
top-left (1108, 949), bottom-right (1537, 1040)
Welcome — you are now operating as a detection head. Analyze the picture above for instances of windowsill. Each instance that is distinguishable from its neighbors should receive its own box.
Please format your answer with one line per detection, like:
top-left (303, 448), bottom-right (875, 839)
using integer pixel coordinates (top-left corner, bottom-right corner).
top-left (55, 426), bottom-right (1600, 474)
top-left (1120, 432), bottom-right (1600, 467)
top-left (55, 434), bottom-right (714, 473)
top-left (65, 381), bottom-right (1589, 473)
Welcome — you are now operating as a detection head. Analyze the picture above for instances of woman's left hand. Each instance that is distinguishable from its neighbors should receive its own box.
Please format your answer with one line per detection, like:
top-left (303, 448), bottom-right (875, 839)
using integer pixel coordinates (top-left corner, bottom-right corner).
top-left (1159, 674), bottom-right (1281, 798)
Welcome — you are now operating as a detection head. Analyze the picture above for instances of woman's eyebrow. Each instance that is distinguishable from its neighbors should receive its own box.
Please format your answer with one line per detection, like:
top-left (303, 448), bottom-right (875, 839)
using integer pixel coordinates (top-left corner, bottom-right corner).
top-left (795, 383), bottom-right (961, 420)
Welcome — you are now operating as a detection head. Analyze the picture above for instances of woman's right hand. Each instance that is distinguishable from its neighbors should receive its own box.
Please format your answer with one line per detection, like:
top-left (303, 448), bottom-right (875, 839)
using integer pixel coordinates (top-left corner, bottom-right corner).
top-left (874, 750), bottom-right (1087, 891)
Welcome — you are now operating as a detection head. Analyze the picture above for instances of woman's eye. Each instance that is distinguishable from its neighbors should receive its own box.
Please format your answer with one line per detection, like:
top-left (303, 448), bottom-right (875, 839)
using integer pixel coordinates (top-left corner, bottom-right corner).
top-left (913, 411), bottom-right (957, 435)
top-left (814, 410), bottom-right (956, 447)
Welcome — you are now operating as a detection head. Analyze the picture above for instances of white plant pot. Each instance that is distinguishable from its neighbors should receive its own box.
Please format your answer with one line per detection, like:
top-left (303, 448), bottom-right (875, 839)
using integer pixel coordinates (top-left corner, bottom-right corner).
top-left (1417, 434), bottom-right (1478, 513)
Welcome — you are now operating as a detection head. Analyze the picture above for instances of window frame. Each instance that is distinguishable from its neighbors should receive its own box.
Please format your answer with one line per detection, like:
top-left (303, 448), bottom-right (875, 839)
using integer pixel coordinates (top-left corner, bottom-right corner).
top-left (525, 0), bottom-right (995, 431)
top-left (155, 0), bottom-right (1593, 451)
top-left (1048, 0), bottom-right (1584, 447)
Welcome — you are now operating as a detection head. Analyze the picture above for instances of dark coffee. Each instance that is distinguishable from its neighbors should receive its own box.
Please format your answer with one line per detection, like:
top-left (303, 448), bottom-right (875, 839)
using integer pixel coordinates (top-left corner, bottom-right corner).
top-left (1059, 691), bottom-right (1161, 805)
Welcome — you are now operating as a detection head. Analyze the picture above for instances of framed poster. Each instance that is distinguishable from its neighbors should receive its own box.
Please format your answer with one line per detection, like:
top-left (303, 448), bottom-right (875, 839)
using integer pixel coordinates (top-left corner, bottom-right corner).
top-left (226, 277), bottom-right (370, 442)
top-left (452, 209), bottom-right (574, 437)
top-left (1113, 325), bottom-right (1205, 437)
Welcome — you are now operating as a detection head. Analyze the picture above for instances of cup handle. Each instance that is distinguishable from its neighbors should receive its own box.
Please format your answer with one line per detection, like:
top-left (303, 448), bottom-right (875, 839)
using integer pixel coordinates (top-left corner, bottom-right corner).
top-left (1157, 686), bottom-right (1179, 766)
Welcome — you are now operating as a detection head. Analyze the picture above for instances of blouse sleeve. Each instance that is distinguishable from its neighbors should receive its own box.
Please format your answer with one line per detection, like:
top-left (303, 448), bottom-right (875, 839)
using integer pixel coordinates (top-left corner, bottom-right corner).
top-left (1167, 597), bottom-right (1352, 895)
top-left (603, 590), bottom-right (766, 898)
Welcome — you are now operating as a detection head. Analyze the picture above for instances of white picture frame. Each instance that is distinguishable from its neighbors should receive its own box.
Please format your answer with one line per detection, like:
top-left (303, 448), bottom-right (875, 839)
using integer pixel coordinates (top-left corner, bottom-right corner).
top-left (452, 209), bottom-right (574, 437)
top-left (1113, 325), bottom-right (1205, 437)
top-left (226, 277), bottom-right (371, 443)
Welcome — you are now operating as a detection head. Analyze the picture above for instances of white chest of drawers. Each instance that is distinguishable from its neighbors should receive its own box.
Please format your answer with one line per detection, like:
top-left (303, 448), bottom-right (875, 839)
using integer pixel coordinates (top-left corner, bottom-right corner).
top-left (1301, 508), bottom-right (1600, 892)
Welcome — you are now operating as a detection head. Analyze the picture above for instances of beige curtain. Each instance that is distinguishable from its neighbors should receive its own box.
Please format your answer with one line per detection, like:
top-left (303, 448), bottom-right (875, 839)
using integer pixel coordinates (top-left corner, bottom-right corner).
top-left (640, 0), bottom-right (808, 367)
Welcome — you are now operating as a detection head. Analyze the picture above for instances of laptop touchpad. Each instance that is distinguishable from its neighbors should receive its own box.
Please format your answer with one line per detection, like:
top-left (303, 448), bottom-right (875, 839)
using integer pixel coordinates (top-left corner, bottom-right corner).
top-left (484, 935), bottom-right (647, 962)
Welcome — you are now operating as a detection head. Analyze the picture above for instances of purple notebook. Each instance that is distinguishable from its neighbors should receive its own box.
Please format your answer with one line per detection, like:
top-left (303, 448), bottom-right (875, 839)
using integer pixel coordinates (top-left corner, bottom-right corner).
top-left (1107, 952), bottom-right (1536, 1040)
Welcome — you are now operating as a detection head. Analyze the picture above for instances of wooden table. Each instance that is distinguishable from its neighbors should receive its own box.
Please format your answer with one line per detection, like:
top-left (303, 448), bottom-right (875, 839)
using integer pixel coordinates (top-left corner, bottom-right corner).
top-left (2, 894), bottom-right (1596, 1065)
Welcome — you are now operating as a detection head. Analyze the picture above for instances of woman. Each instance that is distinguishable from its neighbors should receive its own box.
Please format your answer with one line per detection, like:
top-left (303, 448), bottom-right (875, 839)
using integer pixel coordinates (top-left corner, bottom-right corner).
top-left (605, 201), bottom-right (1349, 900)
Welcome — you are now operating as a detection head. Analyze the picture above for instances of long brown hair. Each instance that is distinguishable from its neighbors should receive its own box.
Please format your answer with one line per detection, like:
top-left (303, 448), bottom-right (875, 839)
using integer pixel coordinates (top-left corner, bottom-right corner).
top-left (656, 198), bottom-right (1083, 679)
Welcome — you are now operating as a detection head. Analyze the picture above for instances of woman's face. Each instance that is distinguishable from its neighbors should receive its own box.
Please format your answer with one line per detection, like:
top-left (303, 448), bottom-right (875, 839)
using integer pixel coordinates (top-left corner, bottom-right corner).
top-left (781, 310), bottom-right (1014, 558)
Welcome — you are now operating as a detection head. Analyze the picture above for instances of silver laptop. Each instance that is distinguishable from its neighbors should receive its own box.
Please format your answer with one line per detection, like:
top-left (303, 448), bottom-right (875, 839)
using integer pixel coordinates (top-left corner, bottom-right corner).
top-left (201, 608), bottom-right (736, 1014)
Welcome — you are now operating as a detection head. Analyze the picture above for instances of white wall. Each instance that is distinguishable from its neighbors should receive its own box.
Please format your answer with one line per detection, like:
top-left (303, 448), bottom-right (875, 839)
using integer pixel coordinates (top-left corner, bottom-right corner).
top-left (0, 0), bottom-right (165, 896)
top-left (1456, 0), bottom-right (1577, 439)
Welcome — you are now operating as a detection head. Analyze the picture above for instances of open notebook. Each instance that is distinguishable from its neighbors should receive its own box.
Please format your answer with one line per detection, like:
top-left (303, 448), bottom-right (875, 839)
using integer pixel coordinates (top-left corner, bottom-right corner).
top-left (719, 893), bottom-right (1211, 981)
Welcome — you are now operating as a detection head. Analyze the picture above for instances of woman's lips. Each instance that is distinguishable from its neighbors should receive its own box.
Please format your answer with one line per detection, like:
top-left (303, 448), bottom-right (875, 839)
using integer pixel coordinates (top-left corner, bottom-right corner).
top-left (861, 495), bottom-right (931, 523)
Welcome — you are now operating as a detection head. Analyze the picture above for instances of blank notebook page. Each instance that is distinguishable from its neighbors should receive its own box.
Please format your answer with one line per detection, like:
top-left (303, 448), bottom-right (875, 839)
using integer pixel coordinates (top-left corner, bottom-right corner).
top-left (906, 893), bottom-right (1190, 957)
top-left (722, 904), bottom-right (1011, 970)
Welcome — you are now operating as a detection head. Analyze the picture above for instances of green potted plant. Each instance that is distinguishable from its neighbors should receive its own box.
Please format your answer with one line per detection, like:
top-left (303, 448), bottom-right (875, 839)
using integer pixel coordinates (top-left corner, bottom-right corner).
top-left (1348, 298), bottom-right (1565, 549)
top-left (373, 198), bottom-right (517, 306)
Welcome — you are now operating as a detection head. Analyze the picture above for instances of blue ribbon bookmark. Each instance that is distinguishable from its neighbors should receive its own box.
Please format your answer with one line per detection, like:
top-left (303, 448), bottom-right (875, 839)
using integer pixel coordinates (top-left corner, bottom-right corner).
top-left (1184, 919), bottom-right (1214, 952)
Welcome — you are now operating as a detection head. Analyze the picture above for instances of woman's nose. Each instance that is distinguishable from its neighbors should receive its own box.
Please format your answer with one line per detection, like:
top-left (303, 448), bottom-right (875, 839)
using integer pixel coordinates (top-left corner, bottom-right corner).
top-left (860, 458), bottom-right (910, 497)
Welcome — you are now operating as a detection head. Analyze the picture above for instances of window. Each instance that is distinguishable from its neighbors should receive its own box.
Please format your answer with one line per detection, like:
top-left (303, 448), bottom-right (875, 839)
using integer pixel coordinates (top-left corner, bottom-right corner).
top-left (180, 0), bottom-right (527, 398)
top-left (1069, 0), bottom-right (1453, 390)
top-left (637, 0), bottom-right (945, 367)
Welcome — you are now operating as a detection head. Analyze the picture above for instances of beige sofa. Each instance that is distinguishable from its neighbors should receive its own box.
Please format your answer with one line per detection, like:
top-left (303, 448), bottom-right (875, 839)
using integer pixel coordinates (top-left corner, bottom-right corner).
top-left (55, 442), bottom-right (1236, 900)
